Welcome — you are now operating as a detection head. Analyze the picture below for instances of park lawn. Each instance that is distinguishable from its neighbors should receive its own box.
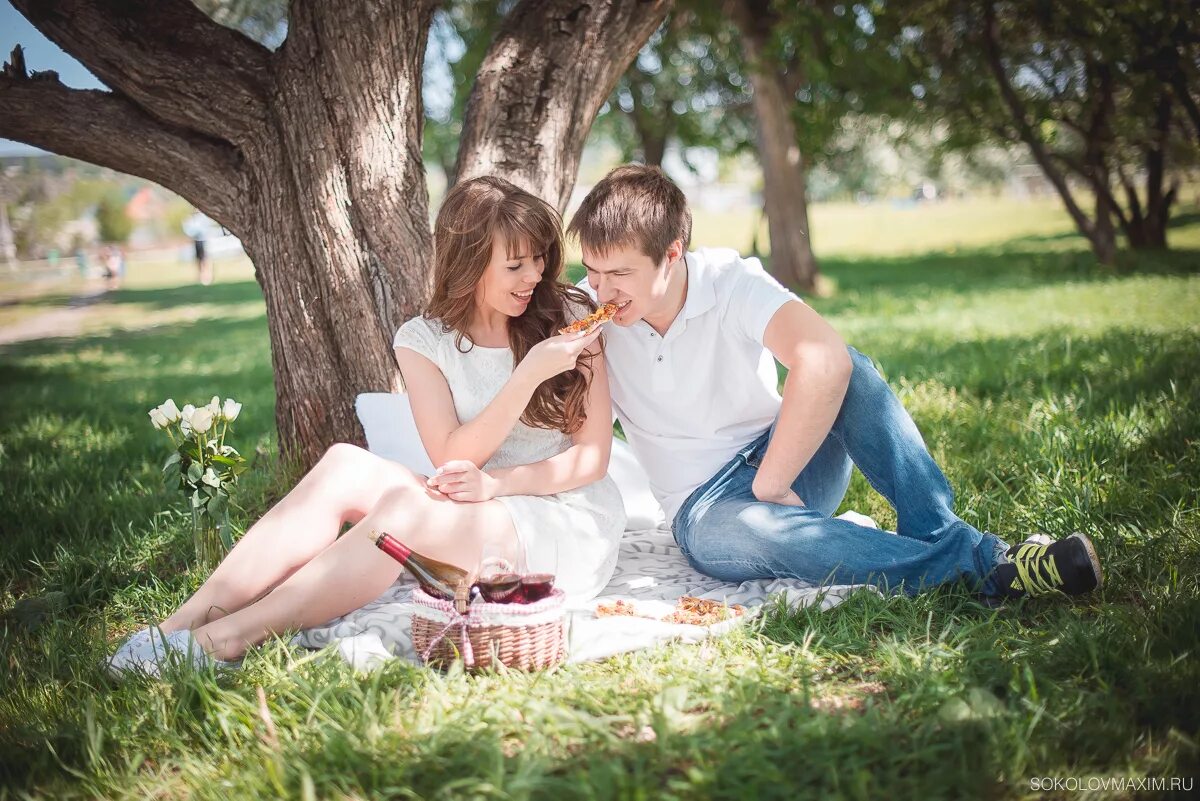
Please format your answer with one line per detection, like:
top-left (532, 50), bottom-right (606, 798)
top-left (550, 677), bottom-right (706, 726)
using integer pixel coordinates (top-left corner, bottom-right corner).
top-left (1, 207), bottom-right (1199, 798)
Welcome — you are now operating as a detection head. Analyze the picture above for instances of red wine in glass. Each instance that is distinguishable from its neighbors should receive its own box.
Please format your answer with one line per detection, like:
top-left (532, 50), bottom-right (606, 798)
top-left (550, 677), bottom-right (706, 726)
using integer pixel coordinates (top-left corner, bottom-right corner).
top-left (519, 573), bottom-right (555, 602)
top-left (477, 572), bottom-right (522, 603)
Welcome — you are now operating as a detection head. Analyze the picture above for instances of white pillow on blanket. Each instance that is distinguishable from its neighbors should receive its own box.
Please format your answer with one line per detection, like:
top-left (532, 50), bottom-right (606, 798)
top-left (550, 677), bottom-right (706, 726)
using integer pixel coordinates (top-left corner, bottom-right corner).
top-left (355, 392), bottom-right (667, 532)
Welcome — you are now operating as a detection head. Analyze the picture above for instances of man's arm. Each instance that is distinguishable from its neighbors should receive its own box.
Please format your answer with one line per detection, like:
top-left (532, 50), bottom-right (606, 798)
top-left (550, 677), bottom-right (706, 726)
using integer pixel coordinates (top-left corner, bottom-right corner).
top-left (753, 300), bottom-right (853, 505)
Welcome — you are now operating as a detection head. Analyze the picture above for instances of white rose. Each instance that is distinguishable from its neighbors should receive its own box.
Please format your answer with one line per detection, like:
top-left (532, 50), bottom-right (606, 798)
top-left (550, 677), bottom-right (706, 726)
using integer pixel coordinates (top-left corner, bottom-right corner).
top-left (179, 404), bottom-right (197, 435)
top-left (148, 407), bottom-right (168, 429)
top-left (207, 395), bottom-right (221, 415)
top-left (222, 398), bottom-right (242, 422)
top-left (159, 399), bottom-right (181, 423)
top-left (190, 407), bottom-right (216, 434)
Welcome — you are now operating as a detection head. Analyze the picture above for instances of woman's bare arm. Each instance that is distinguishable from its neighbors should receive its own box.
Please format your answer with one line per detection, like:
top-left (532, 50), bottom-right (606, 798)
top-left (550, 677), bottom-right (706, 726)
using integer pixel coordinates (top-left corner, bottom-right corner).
top-left (485, 341), bottom-right (614, 496)
top-left (395, 346), bottom-right (540, 469)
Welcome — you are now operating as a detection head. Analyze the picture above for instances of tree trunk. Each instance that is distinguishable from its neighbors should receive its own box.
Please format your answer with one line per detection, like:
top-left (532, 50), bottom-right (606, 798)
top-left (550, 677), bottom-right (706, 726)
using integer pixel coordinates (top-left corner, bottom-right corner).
top-left (3, 0), bottom-right (668, 472)
top-left (1122, 91), bottom-right (1176, 251)
top-left (240, 0), bottom-right (439, 469)
top-left (632, 108), bottom-right (669, 167)
top-left (455, 0), bottom-right (671, 211)
top-left (730, 0), bottom-right (820, 294)
top-left (1090, 182), bottom-right (1118, 266)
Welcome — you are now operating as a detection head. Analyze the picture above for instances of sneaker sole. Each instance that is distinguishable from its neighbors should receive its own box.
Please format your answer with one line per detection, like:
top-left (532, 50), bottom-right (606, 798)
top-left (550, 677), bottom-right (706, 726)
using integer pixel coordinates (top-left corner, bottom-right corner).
top-left (1067, 532), bottom-right (1104, 592)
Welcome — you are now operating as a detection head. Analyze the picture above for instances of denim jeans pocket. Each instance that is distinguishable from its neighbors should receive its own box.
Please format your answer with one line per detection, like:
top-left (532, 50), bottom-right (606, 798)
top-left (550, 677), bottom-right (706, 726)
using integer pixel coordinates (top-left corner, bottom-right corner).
top-left (739, 429), bottom-right (772, 468)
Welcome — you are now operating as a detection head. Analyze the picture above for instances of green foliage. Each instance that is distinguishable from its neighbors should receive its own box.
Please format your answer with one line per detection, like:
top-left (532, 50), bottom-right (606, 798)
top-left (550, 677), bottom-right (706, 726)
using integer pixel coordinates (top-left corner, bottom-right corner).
top-left (888, 0), bottom-right (1199, 243)
top-left (593, 7), bottom-right (756, 168)
top-left (95, 192), bottom-right (132, 245)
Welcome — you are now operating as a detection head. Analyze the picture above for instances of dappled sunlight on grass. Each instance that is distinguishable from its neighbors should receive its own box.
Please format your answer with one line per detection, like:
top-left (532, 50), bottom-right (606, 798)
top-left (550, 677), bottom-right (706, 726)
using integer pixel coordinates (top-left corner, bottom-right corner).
top-left (2, 217), bottom-right (1198, 796)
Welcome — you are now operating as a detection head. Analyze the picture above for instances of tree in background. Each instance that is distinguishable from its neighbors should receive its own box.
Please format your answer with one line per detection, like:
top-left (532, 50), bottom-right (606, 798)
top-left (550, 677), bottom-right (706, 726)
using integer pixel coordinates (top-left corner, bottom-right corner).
top-left (594, 10), bottom-right (754, 170)
top-left (95, 192), bottom-right (131, 244)
top-left (895, 0), bottom-right (1199, 263)
top-left (596, 1), bottom-right (922, 294)
top-left (0, 0), bottom-right (669, 469)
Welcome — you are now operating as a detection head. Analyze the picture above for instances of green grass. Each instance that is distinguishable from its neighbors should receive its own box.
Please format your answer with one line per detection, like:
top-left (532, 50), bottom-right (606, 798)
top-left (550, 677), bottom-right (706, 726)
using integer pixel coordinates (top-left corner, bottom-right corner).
top-left (2, 202), bottom-right (1199, 799)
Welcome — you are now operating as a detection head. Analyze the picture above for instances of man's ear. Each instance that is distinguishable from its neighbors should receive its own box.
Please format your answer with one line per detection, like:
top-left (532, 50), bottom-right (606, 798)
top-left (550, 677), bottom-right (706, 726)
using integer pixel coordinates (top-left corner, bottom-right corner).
top-left (664, 238), bottom-right (685, 266)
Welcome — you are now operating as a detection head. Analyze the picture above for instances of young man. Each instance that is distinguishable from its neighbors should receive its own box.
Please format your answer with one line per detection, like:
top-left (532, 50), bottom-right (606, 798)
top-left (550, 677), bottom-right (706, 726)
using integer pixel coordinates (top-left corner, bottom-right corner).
top-left (567, 164), bottom-right (1102, 600)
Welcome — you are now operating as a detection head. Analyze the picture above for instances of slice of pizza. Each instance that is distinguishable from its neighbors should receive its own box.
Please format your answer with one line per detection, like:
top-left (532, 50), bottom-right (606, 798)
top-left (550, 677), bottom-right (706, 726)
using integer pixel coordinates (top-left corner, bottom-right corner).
top-left (559, 301), bottom-right (619, 335)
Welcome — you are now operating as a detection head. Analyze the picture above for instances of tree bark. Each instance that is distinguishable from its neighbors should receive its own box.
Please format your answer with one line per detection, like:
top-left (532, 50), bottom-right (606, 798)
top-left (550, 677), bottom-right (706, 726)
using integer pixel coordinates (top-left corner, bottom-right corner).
top-left (2, 0), bottom-right (669, 471)
top-left (455, 0), bottom-right (672, 211)
top-left (729, 0), bottom-right (820, 294)
top-left (241, 0), bottom-right (440, 469)
top-left (0, 46), bottom-right (246, 230)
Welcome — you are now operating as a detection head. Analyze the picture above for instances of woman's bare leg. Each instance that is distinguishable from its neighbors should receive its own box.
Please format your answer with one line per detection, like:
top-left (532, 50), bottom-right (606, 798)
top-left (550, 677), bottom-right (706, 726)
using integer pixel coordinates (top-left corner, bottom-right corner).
top-left (188, 482), bottom-right (519, 661)
top-left (159, 444), bottom-right (425, 633)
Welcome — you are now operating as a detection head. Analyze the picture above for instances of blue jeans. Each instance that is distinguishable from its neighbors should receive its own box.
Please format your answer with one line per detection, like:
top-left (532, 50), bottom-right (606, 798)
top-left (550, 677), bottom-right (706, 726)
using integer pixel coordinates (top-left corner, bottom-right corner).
top-left (672, 346), bottom-right (1011, 597)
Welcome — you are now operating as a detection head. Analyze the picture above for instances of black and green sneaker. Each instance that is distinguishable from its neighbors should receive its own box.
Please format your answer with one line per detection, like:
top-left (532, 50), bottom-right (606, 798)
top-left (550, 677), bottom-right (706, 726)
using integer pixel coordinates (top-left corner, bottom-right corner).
top-left (990, 533), bottom-right (1103, 599)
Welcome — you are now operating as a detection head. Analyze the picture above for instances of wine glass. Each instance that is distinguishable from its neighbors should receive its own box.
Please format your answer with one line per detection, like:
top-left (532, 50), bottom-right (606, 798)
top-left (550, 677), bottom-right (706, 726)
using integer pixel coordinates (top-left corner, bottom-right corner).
top-left (520, 534), bottom-right (558, 603)
top-left (476, 538), bottom-right (524, 603)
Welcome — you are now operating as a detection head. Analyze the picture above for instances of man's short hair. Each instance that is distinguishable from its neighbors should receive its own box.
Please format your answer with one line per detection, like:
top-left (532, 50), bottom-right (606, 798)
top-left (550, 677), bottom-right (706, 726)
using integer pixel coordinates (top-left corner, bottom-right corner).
top-left (567, 164), bottom-right (692, 263)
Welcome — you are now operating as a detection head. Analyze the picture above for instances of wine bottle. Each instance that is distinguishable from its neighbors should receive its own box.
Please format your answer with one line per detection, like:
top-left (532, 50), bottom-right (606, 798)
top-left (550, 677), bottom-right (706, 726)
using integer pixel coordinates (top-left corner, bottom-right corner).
top-left (368, 530), bottom-right (471, 612)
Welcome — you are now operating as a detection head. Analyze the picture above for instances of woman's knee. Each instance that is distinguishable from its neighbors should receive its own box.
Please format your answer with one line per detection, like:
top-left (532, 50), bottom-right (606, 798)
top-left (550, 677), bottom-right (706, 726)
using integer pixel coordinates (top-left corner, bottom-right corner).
top-left (299, 444), bottom-right (420, 516)
top-left (317, 442), bottom-right (372, 472)
top-left (313, 443), bottom-right (421, 487)
top-left (367, 481), bottom-right (431, 519)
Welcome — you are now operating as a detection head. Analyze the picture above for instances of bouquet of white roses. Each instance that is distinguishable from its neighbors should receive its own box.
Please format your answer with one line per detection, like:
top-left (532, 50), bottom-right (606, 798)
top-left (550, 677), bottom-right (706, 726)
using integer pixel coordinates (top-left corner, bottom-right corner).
top-left (149, 396), bottom-right (249, 569)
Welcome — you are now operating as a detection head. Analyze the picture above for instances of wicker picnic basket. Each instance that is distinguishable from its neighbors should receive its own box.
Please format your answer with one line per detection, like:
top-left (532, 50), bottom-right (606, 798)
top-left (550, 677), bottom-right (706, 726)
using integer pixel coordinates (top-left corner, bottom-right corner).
top-left (410, 586), bottom-right (567, 671)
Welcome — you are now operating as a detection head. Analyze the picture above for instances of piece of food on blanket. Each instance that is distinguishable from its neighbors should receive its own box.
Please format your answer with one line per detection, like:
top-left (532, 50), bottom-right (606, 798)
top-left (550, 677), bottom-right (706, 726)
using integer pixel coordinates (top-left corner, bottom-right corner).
top-left (663, 596), bottom-right (746, 626)
top-left (559, 302), bottom-right (619, 335)
top-left (595, 599), bottom-right (645, 618)
top-left (595, 596), bottom-right (746, 625)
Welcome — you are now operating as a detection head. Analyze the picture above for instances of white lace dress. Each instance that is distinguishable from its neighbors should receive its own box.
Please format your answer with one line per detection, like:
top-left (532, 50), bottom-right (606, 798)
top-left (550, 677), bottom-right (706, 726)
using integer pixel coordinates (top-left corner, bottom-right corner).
top-left (392, 313), bottom-right (626, 602)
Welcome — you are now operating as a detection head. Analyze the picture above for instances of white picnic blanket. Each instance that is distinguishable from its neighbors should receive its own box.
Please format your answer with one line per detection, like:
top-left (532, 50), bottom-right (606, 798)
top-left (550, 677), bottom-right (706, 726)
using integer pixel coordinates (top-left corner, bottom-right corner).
top-left (290, 393), bottom-right (883, 671)
top-left (290, 511), bottom-right (883, 672)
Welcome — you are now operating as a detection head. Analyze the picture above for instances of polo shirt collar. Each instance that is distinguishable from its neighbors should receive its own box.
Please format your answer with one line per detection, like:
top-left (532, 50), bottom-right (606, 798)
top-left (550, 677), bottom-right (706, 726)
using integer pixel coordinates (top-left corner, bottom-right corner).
top-left (681, 251), bottom-right (716, 320)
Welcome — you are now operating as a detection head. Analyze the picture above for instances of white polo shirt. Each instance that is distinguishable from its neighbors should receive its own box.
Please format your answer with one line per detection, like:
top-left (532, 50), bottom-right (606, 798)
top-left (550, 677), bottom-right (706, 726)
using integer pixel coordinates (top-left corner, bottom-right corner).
top-left (576, 248), bottom-right (802, 524)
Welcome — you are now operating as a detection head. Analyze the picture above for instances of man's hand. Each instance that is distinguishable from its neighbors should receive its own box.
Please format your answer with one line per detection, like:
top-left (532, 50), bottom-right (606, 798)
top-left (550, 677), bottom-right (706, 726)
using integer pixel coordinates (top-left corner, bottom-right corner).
top-left (425, 459), bottom-right (500, 502)
top-left (752, 477), bottom-right (806, 507)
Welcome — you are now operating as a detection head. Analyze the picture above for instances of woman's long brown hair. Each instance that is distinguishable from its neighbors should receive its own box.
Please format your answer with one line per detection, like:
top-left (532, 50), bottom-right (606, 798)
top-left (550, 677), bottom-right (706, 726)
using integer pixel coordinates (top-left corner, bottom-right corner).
top-left (424, 176), bottom-right (599, 434)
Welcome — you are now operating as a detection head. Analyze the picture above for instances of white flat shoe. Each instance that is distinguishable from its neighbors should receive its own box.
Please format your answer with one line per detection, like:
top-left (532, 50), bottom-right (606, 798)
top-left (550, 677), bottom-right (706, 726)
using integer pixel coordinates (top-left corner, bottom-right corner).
top-left (105, 627), bottom-right (240, 678)
top-left (104, 625), bottom-right (172, 678)
top-left (150, 630), bottom-right (242, 676)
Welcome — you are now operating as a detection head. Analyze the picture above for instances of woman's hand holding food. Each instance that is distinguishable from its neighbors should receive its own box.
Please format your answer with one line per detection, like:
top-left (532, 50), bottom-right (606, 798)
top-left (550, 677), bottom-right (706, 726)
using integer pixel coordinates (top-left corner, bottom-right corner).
top-left (517, 327), bottom-right (602, 383)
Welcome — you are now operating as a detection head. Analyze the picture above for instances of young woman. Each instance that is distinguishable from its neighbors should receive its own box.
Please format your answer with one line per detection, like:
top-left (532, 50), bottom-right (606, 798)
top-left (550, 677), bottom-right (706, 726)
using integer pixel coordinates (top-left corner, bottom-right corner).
top-left (108, 176), bottom-right (626, 675)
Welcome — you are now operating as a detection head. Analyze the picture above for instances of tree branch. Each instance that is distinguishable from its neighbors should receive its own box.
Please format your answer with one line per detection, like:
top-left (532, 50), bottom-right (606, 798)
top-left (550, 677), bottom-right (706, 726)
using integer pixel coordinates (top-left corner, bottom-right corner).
top-left (1115, 163), bottom-right (1144, 227)
top-left (455, 0), bottom-right (673, 211)
top-left (0, 56), bottom-right (245, 228)
top-left (9, 0), bottom-right (271, 143)
top-left (1170, 73), bottom-right (1200, 145)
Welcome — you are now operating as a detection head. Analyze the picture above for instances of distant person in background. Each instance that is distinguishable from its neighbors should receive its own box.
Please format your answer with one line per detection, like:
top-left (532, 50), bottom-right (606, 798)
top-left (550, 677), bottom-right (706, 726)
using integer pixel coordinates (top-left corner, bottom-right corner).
top-left (194, 235), bottom-right (212, 286)
top-left (74, 247), bottom-right (89, 278)
top-left (183, 211), bottom-right (216, 286)
top-left (102, 245), bottom-right (124, 290)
